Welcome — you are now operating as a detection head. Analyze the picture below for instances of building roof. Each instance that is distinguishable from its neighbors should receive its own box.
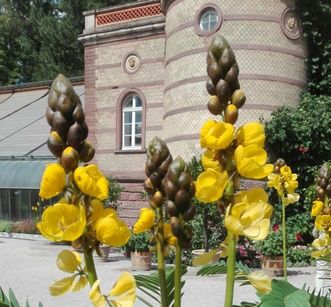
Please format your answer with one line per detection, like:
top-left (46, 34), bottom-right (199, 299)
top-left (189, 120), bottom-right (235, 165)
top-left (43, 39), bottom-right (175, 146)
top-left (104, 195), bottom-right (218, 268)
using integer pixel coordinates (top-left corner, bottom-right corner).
top-left (0, 82), bottom-right (85, 157)
top-left (0, 80), bottom-right (84, 189)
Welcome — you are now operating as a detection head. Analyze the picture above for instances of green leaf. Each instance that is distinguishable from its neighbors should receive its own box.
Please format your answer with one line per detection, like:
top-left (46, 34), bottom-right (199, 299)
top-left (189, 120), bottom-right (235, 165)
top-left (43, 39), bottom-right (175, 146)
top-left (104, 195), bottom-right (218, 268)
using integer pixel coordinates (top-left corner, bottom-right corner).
top-left (8, 289), bottom-right (20, 307)
top-left (284, 290), bottom-right (310, 307)
top-left (197, 261), bottom-right (227, 276)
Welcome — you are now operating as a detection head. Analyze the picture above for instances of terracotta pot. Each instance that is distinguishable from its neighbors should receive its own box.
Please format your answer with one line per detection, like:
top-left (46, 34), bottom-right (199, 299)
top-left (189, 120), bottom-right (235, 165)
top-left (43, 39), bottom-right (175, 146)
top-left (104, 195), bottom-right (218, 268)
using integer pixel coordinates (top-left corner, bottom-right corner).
top-left (131, 251), bottom-right (152, 271)
top-left (261, 255), bottom-right (284, 277)
top-left (100, 246), bottom-right (110, 262)
top-left (191, 249), bottom-right (220, 263)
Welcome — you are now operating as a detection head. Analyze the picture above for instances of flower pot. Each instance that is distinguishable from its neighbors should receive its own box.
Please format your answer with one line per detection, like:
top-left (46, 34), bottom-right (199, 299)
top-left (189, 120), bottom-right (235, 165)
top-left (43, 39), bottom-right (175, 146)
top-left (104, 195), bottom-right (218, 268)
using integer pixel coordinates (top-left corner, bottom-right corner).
top-left (100, 246), bottom-right (110, 262)
top-left (261, 255), bottom-right (284, 277)
top-left (131, 251), bottom-right (152, 271)
top-left (192, 249), bottom-right (220, 263)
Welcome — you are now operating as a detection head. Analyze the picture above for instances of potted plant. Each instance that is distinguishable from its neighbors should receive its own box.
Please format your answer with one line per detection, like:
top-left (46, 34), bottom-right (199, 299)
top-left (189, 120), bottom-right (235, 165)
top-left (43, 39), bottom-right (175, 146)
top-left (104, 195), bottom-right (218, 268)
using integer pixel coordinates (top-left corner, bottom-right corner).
top-left (124, 231), bottom-right (152, 271)
top-left (255, 226), bottom-right (285, 277)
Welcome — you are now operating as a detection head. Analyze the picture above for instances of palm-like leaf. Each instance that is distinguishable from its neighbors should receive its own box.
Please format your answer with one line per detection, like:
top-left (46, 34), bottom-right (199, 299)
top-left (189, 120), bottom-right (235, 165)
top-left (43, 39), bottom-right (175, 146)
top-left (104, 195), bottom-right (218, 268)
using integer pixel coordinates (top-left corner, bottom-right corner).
top-left (0, 286), bottom-right (44, 307)
top-left (197, 261), bottom-right (251, 276)
top-left (134, 266), bottom-right (187, 306)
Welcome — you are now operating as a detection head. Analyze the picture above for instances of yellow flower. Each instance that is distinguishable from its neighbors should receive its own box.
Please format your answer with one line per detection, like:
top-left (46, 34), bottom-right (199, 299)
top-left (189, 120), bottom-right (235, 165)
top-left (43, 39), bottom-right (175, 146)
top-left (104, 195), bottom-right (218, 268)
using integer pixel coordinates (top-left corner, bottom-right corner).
top-left (225, 190), bottom-right (272, 240)
top-left (37, 202), bottom-right (86, 242)
top-left (235, 145), bottom-right (273, 179)
top-left (164, 223), bottom-right (177, 246)
top-left (311, 235), bottom-right (330, 258)
top-left (311, 200), bottom-right (324, 216)
top-left (96, 214), bottom-right (130, 247)
top-left (235, 188), bottom-right (269, 204)
top-left (283, 192), bottom-right (300, 206)
top-left (200, 119), bottom-right (234, 150)
top-left (236, 122), bottom-right (265, 147)
top-left (267, 173), bottom-right (282, 194)
top-left (133, 208), bottom-right (155, 234)
top-left (74, 164), bottom-right (109, 200)
top-left (201, 150), bottom-right (223, 172)
top-left (49, 276), bottom-right (76, 296)
top-left (56, 250), bottom-right (81, 273)
top-left (39, 163), bottom-right (66, 199)
top-left (281, 166), bottom-right (298, 193)
top-left (89, 280), bottom-right (106, 307)
top-left (315, 215), bottom-right (331, 232)
top-left (90, 199), bottom-right (117, 227)
top-left (195, 169), bottom-right (229, 203)
top-left (109, 272), bottom-right (136, 307)
top-left (72, 276), bottom-right (88, 292)
top-left (247, 271), bottom-right (271, 295)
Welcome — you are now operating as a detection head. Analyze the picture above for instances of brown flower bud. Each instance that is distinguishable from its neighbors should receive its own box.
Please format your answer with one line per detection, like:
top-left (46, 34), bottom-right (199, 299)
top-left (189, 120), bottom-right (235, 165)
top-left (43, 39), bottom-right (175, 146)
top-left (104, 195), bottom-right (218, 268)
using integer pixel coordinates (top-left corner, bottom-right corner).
top-left (47, 131), bottom-right (65, 157)
top-left (224, 64), bottom-right (239, 85)
top-left (72, 102), bottom-right (85, 123)
top-left (67, 122), bottom-right (85, 150)
top-left (79, 141), bottom-right (95, 162)
top-left (57, 93), bottom-right (77, 120)
top-left (224, 104), bottom-right (238, 124)
top-left (231, 89), bottom-right (246, 109)
top-left (48, 89), bottom-right (58, 111)
top-left (216, 79), bottom-right (230, 105)
top-left (218, 47), bottom-right (235, 73)
top-left (174, 189), bottom-right (190, 213)
top-left (52, 111), bottom-right (70, 141)
top-left (61, 146), bottom-right (79, 173)
top-left (46, 107), bottom-right (54, 126)
top-left (166, 200), bottom-right (178, 217)
top-left (183, 204), bottom-right (195, 222)
top-left (206, 78), bottom-right (217, 95)
top-left (151, 191), bottom-right (164, 208)
top-left (207, 96), bottom-right (222, 115)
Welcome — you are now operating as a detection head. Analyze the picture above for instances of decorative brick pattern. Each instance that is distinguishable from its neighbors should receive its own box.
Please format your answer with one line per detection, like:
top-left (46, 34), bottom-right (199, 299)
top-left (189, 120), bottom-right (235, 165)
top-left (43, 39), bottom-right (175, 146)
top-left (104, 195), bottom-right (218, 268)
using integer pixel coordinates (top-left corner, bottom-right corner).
top-left (96, 3), bottom-right (162, 26)
top-left (96, 62), bottom-right (164, 87)
top-left (95, 110), bottom-right (115, 130)
top-left (96, 153), bottom-right (146, 173)
top-left (166, 0), bottom-right (291, 34)
top-left (96, 133), bottom-right (116, 150)
top-left (96, 38), bottom-right (165, 67)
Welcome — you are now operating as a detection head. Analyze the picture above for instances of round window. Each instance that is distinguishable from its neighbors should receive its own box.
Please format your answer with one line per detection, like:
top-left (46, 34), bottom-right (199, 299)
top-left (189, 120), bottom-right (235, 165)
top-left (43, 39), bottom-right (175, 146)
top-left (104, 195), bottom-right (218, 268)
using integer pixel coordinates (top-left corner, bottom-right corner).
top-left (199, 9), bottom-right (219, 32)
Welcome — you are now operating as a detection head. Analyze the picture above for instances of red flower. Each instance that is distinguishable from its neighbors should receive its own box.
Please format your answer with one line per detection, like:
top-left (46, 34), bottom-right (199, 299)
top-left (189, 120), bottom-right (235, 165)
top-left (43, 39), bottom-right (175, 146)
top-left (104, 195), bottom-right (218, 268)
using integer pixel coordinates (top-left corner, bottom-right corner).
top-left (296, 233), bottom-right (303, 241)
top-left (273, 224), bottom-right (279, 232)
top-left (298, 145), bottom-right (309, 154)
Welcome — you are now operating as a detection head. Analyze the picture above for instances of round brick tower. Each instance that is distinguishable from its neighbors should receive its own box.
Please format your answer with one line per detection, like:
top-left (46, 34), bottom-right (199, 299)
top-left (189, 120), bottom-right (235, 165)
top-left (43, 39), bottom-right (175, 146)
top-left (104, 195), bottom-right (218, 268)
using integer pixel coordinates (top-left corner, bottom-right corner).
top-left (161, 0), bottom-right (306, 161)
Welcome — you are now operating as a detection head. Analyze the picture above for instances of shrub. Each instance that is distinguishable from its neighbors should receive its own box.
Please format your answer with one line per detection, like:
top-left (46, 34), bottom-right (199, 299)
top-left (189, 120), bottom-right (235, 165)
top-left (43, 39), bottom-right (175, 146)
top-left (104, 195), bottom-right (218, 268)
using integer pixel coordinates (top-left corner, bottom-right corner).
top-left (104, 176), bottom-right (124, 210)
top-left (10, 219), bottom-right (38, 234)
top-left (0, 220), bottom-right (13, 233)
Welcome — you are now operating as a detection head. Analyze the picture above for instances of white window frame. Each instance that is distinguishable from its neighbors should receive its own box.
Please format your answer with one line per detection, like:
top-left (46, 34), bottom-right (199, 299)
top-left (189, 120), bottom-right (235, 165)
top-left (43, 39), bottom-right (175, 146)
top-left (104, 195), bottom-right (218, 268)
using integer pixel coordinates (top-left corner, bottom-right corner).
top-left (199, 9), bottom-right (219, 32)
top-left (122, 94), bottom-right (142, 150)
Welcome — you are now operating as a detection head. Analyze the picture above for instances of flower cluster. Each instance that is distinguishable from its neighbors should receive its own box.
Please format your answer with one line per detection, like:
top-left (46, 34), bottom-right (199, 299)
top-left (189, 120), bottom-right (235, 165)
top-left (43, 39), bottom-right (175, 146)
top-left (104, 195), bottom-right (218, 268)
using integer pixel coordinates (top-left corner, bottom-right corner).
top-left (267, 158), bottom-right (300, 206)
top-left (37, 75), bottom-right (135, 306)
top-left (311, 162), bottom-right (331, 258)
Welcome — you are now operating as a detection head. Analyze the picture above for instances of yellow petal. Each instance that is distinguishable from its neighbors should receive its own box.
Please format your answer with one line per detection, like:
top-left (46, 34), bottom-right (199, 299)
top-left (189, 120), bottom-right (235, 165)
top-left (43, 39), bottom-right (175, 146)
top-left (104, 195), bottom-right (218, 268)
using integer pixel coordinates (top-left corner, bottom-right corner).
top-left (201, 150), bottom-right (223, 172)
top-left (72, 275), bottom-right (88, 292)
top-left (96, 215), bottom-right (130, 247)
top-left (133, 208), bottom-right (155, 234)
top-left (236, 122), bottom-right (265, 147)
top-left (109, 272), bottom-right (136, 307)
top-left (192, 249), bottom-right (217, 267)
top-left (235, 188), bottom-right (268, 204)
top-left (49, 276), bottom-right (75, 296)
top-left (56, 250), bottom-right (81, 273)
top-left (37, 203), bottom-right (86, 242)
top-left (164, 223), bottom-right (177, 246)
top-left (283, 193), bottom-right (300, 206)
top-left (195, 169), bottom-right (229, 203)
top-left (74, 164), bottom-right (109, 200)
top-left (89, 280), bottom-right (107, 307)
top-left (243, 218), bottom-right (270, 240)
top-left (39, 163), bottom-right (66, 199)
top-left (247, 271), bottom-right (271, 295)
top-left (311, 200), bottom-right (324, 216)
top-left (200, 120), bottom-right (235, 150)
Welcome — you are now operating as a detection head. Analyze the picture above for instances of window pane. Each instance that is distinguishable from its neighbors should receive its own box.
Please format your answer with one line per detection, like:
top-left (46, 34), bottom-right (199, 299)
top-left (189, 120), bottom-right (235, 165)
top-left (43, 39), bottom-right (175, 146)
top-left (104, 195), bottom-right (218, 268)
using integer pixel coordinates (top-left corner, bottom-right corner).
top-left (135, 96), bottom-right (142, 107)
top-left (124, 112), bottom-right (132, 123)
top-left (124, 97), bottom-right (133, 108)
top-left (135, 123), bottom-right (142, 135)
top-left (124, 136), bottom-right (131, 147)
top-left (200, 10), bottom-right (218, 32)
top-left (135, 135), bottom-right (141, 146)
top-left (135, 111), bottom-right (142, 123)
top-left (124, 124), bottom-right (132, 135)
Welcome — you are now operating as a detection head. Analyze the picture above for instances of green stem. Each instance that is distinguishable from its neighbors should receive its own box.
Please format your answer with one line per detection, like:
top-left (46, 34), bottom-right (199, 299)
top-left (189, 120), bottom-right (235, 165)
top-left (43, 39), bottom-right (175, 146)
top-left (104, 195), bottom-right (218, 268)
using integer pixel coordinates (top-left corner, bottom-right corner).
top-left (224, 232), bottom-right (236, 307)
top-left (174, 243), bottom-right (182, 307)
top-left (157, 208), bottom-right (168, 307)
top-left (83, 244), bottom-right (98, 287)
top-left (157, 239), bottom-right (168, 307)
top-left (282, 198), bottom-right (287, 281)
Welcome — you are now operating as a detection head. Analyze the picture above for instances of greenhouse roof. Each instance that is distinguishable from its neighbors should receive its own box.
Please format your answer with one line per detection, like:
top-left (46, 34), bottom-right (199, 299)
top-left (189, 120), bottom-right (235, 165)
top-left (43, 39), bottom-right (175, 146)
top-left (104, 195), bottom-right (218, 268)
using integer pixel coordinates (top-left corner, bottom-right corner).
top-left (0, 79), bottom-right (84, 189)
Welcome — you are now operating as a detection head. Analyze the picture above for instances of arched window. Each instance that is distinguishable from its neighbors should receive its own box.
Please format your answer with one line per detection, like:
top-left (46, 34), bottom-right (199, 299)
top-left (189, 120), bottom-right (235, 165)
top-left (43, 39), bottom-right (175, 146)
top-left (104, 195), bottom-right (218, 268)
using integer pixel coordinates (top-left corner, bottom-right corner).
top-left (122, 94), bottom-right (142, 149)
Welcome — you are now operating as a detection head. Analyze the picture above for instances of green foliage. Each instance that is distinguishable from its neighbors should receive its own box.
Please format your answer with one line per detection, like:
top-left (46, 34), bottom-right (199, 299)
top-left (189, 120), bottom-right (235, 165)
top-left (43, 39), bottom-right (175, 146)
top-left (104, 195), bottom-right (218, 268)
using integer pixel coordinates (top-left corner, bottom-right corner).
top-left (197, 261), bottom-right (251, 277)
top-left (265, 94), bottom-right (331, 187)
top-left (104, 176), bottom-right (124, 209)
top-left (0, 286), bottom-right (44, 307)
top-left (123, 231), bottom-right (151, 253)
top-left (286, 245), bottom-right (312, 266)
top-left (295, 0), bottom-right (331, 95)
top-left (134, 266), bottom-right (187, 307)
top-left (0, 220), bottom-right (13, 233)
